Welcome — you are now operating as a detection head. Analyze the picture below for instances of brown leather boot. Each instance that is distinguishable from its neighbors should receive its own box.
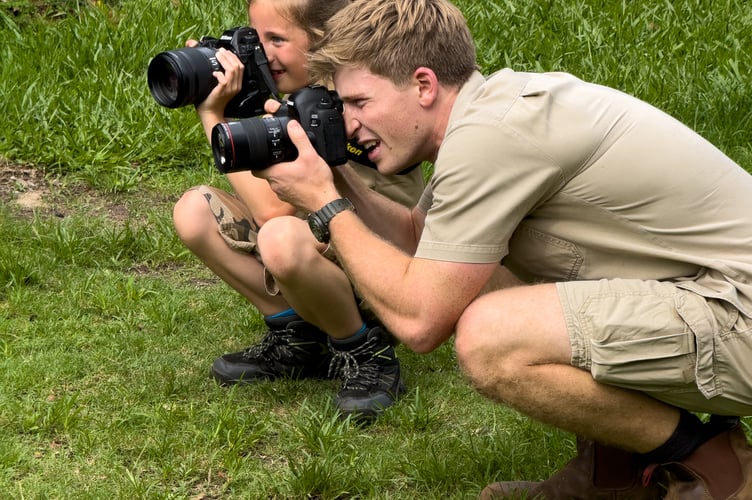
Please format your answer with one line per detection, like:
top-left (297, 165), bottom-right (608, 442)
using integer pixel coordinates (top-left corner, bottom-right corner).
top-left (479, 437), bottom-right (663, 499)
top-left (661, 424), bottom-right (752, 499)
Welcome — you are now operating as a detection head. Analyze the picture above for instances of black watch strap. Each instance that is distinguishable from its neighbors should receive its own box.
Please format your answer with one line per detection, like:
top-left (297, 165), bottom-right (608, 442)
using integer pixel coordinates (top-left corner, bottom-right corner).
top-left (308, 198), bottom-right (355, 243)
top-left (319, 198), bottom-right (355, 222)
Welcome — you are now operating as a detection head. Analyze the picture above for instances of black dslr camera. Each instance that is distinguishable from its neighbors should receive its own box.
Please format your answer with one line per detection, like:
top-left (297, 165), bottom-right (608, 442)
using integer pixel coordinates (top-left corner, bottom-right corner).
top-left (147, 26), bottom-right (277, 117)
top-left (211, 85), bottom-right (348, 172)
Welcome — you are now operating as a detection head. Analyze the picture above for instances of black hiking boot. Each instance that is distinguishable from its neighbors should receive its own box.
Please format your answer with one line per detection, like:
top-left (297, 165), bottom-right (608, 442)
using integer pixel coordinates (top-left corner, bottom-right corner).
top-left (211, 314), bottom-right (332, 385)
top-left (328, 326), bottom-right (406, 421)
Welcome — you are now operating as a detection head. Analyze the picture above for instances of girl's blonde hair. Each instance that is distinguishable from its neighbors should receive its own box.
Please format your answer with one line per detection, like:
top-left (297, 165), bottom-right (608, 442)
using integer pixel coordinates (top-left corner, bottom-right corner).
top-left (249, 0), bottom-right (353, 45)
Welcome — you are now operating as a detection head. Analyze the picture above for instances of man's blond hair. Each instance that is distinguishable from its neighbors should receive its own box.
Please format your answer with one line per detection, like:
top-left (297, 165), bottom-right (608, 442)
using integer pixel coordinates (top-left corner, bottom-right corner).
top-left (308, 0), bottom-right (477, 88)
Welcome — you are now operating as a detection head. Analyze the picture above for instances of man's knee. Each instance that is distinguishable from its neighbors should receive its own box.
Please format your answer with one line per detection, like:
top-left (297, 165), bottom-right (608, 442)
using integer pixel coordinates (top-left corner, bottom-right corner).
top-left (455, 297), bottom-right (494, 359)
top-left (455, 285), bottom-right (572, 391)
top-left (455, 295), bottom-right (519, 389)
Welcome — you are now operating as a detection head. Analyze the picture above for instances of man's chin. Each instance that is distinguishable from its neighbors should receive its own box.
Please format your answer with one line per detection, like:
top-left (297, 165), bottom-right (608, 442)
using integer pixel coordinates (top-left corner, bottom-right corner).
top-left (378, 161), bottom-right (407, 176)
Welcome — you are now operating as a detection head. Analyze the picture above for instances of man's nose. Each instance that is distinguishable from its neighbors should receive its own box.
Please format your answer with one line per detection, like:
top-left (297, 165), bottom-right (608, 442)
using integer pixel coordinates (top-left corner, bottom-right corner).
top-left (343, 108), bottom-right (360, 139)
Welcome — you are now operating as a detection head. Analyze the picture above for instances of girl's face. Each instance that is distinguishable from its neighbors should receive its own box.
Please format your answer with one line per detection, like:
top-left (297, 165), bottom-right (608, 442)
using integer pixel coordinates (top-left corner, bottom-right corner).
top-left (248, 1), bottom-right (311, 94)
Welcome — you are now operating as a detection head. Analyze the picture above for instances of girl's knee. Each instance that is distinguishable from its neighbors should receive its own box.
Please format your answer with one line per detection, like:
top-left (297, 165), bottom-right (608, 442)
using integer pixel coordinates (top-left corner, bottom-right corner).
top-left (258, 216), bottom-right (318, 276)
top-left (173, 189), bottom-right (214, 244)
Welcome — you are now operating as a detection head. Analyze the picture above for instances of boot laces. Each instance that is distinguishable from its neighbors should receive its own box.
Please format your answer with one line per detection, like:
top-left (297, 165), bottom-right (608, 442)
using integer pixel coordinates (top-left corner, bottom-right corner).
top-left (328, 336), bottom-right (385, 390)
top-left (242, 328), bottom-right (296, 361)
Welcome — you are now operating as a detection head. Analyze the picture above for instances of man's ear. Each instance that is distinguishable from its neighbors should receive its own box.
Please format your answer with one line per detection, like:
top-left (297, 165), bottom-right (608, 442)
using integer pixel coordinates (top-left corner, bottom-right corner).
top-left (413, 67), bottom-right (439, 107)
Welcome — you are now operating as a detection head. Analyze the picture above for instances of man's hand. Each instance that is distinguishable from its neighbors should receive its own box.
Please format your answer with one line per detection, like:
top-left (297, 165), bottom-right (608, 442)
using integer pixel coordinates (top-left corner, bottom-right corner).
top-left (263, 98), bottom-right (282, 115)
top-left (254, 119), bottom-right (341, 213)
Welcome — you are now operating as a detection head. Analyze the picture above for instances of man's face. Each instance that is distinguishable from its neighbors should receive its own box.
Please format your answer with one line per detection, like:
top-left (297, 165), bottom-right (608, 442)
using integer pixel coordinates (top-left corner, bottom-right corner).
top-left (334, 66), bottom-right (428, 175)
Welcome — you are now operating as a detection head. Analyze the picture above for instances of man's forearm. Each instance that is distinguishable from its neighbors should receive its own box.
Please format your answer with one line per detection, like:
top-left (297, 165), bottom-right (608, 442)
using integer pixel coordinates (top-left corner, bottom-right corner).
top-left (325, 208), bottom-right (495, 353)
top-left (327, 210), bottom-right (444, 351)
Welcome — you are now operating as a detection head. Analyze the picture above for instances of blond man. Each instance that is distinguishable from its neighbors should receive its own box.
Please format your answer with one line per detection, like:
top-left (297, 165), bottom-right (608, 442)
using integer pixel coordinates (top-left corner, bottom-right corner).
top-left (255, 0), bottom-right (752, 497)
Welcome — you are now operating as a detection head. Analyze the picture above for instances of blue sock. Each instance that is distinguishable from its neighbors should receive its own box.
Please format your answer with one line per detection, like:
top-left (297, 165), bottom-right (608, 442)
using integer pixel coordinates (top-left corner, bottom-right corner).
top-left (351, 322), bottom-right (367, 337)
top-left (267, 308), bottom-right (297, 319)
top-left (330, 322), bottom-right (369, 347)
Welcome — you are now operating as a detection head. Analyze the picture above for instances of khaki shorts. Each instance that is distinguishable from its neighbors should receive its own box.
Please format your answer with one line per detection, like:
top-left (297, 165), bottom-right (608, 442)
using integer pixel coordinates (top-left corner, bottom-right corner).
top-left (557, 278), bottom-right (752, 416)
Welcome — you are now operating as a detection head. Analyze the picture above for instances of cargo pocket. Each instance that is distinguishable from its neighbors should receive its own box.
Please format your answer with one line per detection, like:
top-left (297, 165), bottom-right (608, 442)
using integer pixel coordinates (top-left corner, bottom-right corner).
top-left (674, 292), bottom-right (722, 399)
top-left (586, 291), bottom-right (697, 391)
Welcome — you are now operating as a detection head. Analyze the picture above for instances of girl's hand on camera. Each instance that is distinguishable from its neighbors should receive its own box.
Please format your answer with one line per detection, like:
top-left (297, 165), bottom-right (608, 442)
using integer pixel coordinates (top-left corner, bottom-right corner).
top-left (195, 48), bottom-right (244, 117)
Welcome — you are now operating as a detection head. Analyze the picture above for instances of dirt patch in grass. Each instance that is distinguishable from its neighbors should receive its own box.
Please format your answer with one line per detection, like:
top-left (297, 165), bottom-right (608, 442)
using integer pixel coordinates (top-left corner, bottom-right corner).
top-left (0, 160), bottom-right (55, 211)
top-left (0, 158), bottom-right (169, 222)
top-left (0, 157), bottom-right (221, 286)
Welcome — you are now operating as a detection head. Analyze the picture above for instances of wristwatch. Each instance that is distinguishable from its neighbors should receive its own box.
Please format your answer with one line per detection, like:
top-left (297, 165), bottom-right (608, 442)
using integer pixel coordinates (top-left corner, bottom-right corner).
top-left (307, 198), bottom-right (355, 243)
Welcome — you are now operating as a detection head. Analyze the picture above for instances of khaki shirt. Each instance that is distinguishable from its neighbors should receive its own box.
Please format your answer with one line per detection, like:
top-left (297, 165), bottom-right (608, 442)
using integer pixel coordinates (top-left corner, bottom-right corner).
top-left (417, 70), bottom-right (752, 317)
top-left (351, 161), bottom-right (424, 208)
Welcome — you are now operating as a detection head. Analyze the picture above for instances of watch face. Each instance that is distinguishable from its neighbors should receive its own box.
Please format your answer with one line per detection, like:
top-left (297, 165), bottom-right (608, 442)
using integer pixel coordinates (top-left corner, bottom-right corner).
top-left (307, 213), bottom-right (328, 242)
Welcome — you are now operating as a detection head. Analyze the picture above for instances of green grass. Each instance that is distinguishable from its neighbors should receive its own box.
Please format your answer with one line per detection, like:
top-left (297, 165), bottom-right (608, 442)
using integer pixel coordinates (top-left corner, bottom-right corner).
top-left (0, 200), bottom-right (565, 497)
top-left (1, 0), bottom-right (751, 497)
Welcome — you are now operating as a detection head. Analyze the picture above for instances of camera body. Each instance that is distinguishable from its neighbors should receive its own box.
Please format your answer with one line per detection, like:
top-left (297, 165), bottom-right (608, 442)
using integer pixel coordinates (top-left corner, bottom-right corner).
top-left (211, 85), bottom-right (348, 172)
top-left (147, 26), bottom-right (277, 117)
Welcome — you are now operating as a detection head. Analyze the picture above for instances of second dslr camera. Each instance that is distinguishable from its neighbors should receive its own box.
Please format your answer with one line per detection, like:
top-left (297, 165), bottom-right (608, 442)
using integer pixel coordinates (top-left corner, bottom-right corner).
top-left (147, 26), bottom-right (277, 118)
top-left (211, 85), bottom-right (348, 172)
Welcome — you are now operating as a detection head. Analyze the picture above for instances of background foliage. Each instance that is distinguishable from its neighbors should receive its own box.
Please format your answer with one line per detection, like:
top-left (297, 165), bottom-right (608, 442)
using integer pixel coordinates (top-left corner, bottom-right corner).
top-left (1, 0), bottom-right (750, 183)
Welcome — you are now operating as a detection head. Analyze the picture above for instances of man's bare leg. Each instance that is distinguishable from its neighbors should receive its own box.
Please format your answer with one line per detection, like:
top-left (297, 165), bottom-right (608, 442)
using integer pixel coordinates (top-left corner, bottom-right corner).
top-left (456, 283), bottom-right (678, 451)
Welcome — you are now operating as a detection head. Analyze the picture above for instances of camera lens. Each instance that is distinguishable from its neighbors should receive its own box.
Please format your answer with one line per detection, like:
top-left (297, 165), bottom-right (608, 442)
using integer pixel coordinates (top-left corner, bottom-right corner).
top-left (147, 47), bottom-right (220, 108)
top-left (211, 116), bottom-right (296, 173)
